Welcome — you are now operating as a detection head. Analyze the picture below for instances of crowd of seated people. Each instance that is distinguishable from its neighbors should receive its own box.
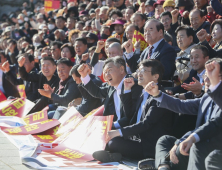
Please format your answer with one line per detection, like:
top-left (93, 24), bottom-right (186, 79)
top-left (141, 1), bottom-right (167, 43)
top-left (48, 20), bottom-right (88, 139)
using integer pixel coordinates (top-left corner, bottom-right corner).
top-left (0, 0), bottom-right (222, 169)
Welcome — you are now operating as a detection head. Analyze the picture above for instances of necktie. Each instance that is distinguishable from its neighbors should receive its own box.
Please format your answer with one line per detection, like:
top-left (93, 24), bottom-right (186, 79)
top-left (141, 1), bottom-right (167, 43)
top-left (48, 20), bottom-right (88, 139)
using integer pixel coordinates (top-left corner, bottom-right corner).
top-left (147, 46), bottom-right (154, 59)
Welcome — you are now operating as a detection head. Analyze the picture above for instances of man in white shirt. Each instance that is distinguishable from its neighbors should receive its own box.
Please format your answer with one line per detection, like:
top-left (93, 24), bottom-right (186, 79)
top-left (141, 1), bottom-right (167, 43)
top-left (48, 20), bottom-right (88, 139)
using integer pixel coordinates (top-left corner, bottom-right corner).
top-left (78, 56), bottom-right (143, 128)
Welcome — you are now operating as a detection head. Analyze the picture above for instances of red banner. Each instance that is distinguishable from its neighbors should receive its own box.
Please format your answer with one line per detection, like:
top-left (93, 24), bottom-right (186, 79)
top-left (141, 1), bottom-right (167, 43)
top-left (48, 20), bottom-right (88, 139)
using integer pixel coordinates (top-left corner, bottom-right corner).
top-left (0, 89), bottom-right (6, 103)
top-left (132, 30), bottom-right (148, 52)
top-left (17, 85), bottom-right (26, 98)
top-left (44, 0), bottom-right (60, 12)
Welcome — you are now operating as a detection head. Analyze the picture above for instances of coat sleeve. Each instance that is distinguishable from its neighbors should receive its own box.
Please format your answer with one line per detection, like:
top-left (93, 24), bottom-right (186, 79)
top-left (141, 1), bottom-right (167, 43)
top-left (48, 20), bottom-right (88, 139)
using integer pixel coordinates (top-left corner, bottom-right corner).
top-left (19, 66), bottom-right (40, 82)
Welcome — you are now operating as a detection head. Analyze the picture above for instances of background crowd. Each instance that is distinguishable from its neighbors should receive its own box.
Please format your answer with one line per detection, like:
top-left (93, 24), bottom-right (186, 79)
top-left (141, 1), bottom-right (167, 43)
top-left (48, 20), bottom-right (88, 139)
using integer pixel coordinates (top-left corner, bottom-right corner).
top-left (0, 0), bottom-right (222, 169)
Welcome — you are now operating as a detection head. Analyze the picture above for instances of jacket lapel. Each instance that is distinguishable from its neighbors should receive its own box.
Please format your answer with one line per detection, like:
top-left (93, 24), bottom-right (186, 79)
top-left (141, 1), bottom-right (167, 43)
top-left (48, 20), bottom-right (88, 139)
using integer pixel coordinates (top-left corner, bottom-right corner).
top-left (151, 39), bottom-right (165, 59)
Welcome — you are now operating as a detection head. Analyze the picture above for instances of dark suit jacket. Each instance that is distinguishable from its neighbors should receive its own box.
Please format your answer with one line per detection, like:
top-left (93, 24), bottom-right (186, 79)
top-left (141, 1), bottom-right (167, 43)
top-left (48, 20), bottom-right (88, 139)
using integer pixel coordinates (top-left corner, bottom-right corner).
top-left (171, 69), bottom-right (199, 98)
top-left (159, 92), bottom-right (222, 149)
top-left (76, 74), bottom-right (103, 116)
top-left (5, 67), bottom-right (39, 101)
top-left (2, 66), bottom-right (20, 98)
top-left (120, 86), bottom-right (174, 158)
top-left (126, 39), bottom-right (176, 80)
top-left (200, 40), bottom-right (222, 59)
top-left (51, 77), bottom-right (81, 107)
top-left (81, 74), bottom-right (143, 127)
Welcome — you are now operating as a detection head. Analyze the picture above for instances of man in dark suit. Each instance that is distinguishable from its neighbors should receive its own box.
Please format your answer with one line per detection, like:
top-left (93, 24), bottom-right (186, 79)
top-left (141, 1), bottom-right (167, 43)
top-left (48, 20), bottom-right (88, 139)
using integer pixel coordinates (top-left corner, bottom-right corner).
top-left (78, 56), bottom-right (143, 128)
top-left (2, 53), bottom-right (39, 102)
top-left (0, 52), bottom-right (20, 98)
top-left (92, 59), bottom-right (174, 162)
top-left (123, 19), bottom-right (176, 80)
top-left (139, 58), bottom-right (222, 170)
top-left (169, 45), bottom-right (209, 99)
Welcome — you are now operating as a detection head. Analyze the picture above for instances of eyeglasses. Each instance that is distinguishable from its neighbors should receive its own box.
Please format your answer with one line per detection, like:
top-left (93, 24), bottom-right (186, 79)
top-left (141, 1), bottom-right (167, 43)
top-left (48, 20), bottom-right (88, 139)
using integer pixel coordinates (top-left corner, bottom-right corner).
top-left (161, 18), bottom-right (170, 23)
top-left (136, 68), bottom-right (152, 74)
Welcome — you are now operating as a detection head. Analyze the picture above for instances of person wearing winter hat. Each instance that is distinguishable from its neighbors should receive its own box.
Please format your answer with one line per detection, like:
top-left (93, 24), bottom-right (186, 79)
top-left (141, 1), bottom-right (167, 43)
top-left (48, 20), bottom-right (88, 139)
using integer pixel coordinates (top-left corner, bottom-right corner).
top-left (163, 0), bottom-right (176, 12)
top-left (153, 0), bottom-right (165, 19)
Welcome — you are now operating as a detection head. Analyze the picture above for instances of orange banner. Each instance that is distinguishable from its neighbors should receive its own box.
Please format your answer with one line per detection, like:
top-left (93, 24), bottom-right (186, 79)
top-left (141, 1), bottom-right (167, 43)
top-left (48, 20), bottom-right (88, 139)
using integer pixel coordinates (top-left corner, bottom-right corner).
top-left (44, 0), bottom-right (60, 12)
top-left (132, 30), bottom-right (148, 52)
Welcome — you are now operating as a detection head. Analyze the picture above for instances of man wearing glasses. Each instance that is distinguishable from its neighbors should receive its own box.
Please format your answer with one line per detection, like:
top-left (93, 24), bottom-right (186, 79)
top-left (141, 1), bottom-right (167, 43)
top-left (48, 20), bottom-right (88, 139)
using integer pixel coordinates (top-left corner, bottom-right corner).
top-left (92, 59), bottom-right (174, 163)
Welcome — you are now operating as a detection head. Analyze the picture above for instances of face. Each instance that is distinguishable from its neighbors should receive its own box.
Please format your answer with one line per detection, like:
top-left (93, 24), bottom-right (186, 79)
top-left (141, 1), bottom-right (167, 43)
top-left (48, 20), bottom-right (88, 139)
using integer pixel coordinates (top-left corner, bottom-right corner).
top-left (114, 24), bottom-right (124, 34)
top-left (108, 46), bottom-right (122, 58)
top-left (132, 15), bottom-right (145, 30)
top-left (41, 60), bottom-right (56, 79)
top-left (125, 8), bottom-right (134, 22)
top-left (103, 62), bottom-right (125, 86)
top-left (57, 64), bottom-right (71, 81)
top-left (72, 74), bottom-right (82, 84)
top-left (144, 21), bottom-right (163, 45)
top-left (24, 57), bottom-right (34, 73)
top-left (75, 23), bottom-right (83, 31)
top-left (176, 30), bottom-right (193, 50)
top-left (137, 65), bottom-right (158, 87)
top-left (106, 0), bottom-right (113, 7)
top-left (70, 33), bottom-right (79, 45)
top-left (113, 0), bottom-right (124, 8)
top-left (61, 47), bottom-right (72, 59)
top-left (101, 27), bottom-right (111, 36)
top-left (56, 18), bottom-right (65, 29)
top-left (145, 5), bottom-right (155, 14)
top-left (190, 49), bottom-right (209, 72)
top-left (194, 0), bottom-right (207, 9)
top-left (155, 5), bottom-right (164, 15)
top-left (51, 45), bottom-right (61, 60)
top-left (211, 24), bottom-right (222, 43)
top-left (189, 11), bottom-right (204, 31)
top-left (164, 6), bottom-right (174, 12)
top-left (67, 18), bottom-right (75, 30)
top-left (160, 15), bottom-right (172, 31)
top-left (111, 14), bottom-right (118, 22)
top-left (0, 54), bottom-right (7, 64)
top-left (74, 41), bottom-right (87, 55)
top-left (125, 26), bottom-right (135, 40)
top-left (100, 9), bottom-right (108, 21)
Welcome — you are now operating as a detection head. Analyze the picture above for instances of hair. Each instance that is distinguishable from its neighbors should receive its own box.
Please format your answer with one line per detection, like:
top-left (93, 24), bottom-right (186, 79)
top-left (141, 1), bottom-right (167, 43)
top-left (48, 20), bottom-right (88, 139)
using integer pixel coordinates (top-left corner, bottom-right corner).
top-left (56, 16), bottom-right (66, 21)
top-left (106, 37), bottom-right (121, 44)
top-left (51, 41), bottom-right (63, 49)
top-left (108, 42), bottom-right (122, 51)
top-left (76, 21), bottom-right (85, 27)
top-left (190, 9), bottom-right (205, 18)
top-left (139, 59), bottom-right (164, 82)
top-left (41, 57), bottom-right (56, 65)
top-left (103, 56), bottom-right (126, 73)
top-left (57, 58), bottom-right (73, 67)
top-left (75, 37), bottom-right (87, 45)
top-left (191, 45), bottom-right (209, 58)
top-left (175, 25), bottom-right (195, 38)
top-left (101, 6), bottom-right (109, 11)
top-left (68, 16), bottom-right (77, 22)
top-left (68, 29), bottom-right (80, 42)
top-left (88, 46), bottom-right (96, 52)
top-left (109, 9), bottom-right (123, 18)
top-left (79, 3), bottom-right (87, 9)
top-left (61, 43), bottom-right (75, 57)
top-left (8, 39), bottom-right (17, 45)
top-left (70, 64), bottom-right (81, 77)
top-left (126, 6), bottom-right (135, 12)
top-left (164, 32), bottom-right (173, 43)
top-left (160, 11), bottom-right (172, 19)
top-left (24, 44), bottom-right (34, 52)
top-left (22, 53), bottom-right (34, 62)
top-left (205, 57), bottom-right (222, 74)
top-left (146, 19), bottom-right (164, 34)
top-left (134, 13), bottom-right (147, 21)
top-left (210, 19), bottom-right (222, 33)
top-left (0, 51), bottom-right (7, 58)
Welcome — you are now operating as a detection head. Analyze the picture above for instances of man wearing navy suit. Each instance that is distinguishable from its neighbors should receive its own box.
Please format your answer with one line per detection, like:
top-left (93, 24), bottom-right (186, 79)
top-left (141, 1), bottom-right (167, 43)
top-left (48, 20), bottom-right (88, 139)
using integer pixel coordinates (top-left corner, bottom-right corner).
top-left (140, 58), bottom-right (222, 170)
top-left (124, 19), bottom-right (176, 80)
top-left (92, 59), bottom-right (174, 163)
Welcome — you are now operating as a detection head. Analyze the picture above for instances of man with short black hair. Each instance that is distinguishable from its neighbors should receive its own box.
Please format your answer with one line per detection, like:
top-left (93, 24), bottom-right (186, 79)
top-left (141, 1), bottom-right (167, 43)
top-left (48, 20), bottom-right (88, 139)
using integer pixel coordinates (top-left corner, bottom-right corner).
top-left (74, 38), bottom-right (89, 64)
top-left (55, 16), bottom-right (68, 32)
top-left (50, 41), bottom-right (63, 61)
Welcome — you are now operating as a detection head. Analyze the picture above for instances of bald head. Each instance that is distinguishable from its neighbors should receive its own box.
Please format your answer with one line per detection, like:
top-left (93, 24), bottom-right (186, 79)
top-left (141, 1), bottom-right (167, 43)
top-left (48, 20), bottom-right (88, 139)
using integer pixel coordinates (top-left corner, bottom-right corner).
top-left (108, 42), bottom-right (123, 58)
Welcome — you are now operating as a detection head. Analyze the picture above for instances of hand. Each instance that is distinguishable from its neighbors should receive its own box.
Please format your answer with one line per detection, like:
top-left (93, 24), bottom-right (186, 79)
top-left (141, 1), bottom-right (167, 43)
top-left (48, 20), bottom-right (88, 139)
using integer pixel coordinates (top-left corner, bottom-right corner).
top-left (124, 77), bottom-right (135, 91)
top-left (78, 63), bottom-right (90, 78)
top-left (144, 81), bottom-right (159, 96)
top-left (68, 100), bottom-right (75, 108)
top-left (166, 90), bottom-right (173, 95)
top-left (134, 40), bottom-right (141, 50)
top-left (196, 29), bottom-right (207, 42)
top-left (207, 6), bottom-right (213, 13)
top-left (180, 135), bottom-right (196, 156)
top-left (115, 34), bottom-right (121, 41)
top-left (206, 61), bottom-right (221, 87)
top-left (171, 9), bottom-right (179, 24)
top-left (181, 77), bottom-right (202, 95)
top-left (95, 8), bottom-right (100, 19)
top-left (123, 39), bottom-right (134, 53)
top-left (2, 61), bottom-right (10, 73)
top-left (140, 2), bottom-right (145, 14)
top-left (170, 145), bottom-right (179, 164)
top-left (107, 130), bottom-right (121, 142)
top-left (183, 11), bottom-right (189, 18)
top-left (38, 89), bottom-right (53, 98)
top-left (43, 84), bottom-right (55, 93)
top-left (96, 40), bottom-right (105, 52)
top-left (82, 53), bottom-right (89, 62)
top-left (18, 56), bottom-right (26, 67)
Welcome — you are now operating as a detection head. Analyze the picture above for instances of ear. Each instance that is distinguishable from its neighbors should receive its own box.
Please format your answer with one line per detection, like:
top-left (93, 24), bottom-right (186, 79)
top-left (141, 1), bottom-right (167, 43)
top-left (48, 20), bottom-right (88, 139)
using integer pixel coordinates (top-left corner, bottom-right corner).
top-left (120, 65), bottom-right (125, 74)
top-left (153, 74), bottom-right (159, 81)
top-left (189, 36), bottom-right (193, 44)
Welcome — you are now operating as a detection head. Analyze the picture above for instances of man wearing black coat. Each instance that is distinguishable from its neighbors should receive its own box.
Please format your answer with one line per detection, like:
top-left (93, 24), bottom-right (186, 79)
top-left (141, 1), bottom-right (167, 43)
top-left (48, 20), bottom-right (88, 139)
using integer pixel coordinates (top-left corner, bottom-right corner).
top-left (124, 19), bottom-right (176, 80)
top-left (92, 59), bottom-right (174, 162)
top-left (78, 56), bottom-right (143, 128)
